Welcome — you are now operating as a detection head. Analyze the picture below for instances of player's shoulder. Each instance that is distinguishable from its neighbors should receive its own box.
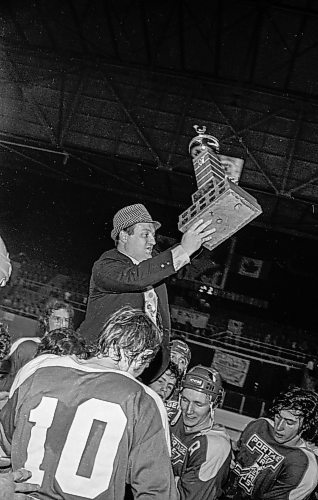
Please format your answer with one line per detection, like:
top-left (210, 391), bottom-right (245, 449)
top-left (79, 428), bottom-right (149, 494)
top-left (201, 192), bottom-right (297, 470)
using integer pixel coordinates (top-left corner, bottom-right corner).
top-left (242, 417), bottom-right (270, 436)
top-left (10, 355), bottom-right (139, 393)
top-left (139, 381), bottom-right (165, 408)
top-left (10, 355), bottom-right (161, 412)
top-left (9, 337), bottom-right (40, 357)
top-left (205, 426), bottom-right (232, 452)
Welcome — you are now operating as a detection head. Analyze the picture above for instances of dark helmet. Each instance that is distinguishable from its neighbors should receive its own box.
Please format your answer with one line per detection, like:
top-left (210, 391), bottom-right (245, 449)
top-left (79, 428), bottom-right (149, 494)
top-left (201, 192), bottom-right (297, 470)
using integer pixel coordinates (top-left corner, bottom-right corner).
top-left (182, 365), bottom-right (224, 407)
top-left (171, 339), bottom-right (191, 365)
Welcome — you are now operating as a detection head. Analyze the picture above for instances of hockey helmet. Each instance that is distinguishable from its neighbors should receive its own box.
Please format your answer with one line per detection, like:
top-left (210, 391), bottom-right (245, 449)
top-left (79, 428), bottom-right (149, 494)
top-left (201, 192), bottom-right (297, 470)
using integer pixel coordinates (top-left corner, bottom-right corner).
top-left (182, 365), bottom-right (224, 406)
top-left (171, 339), bottom-right (191, 365)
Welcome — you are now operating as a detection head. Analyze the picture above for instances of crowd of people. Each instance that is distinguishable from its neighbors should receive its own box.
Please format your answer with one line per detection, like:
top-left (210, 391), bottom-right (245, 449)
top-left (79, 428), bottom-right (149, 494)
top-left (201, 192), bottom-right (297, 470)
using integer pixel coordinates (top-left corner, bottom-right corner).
top-left (0, 203), bottom-right (318, 500)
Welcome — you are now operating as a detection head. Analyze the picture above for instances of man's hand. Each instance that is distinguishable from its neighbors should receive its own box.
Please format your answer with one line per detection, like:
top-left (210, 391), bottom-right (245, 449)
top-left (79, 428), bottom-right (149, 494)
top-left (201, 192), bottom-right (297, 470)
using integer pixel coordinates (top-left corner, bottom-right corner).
top-left (181, 219), bottom-right (216, 257)
top-left (0, 468), bottom-right (39, 500)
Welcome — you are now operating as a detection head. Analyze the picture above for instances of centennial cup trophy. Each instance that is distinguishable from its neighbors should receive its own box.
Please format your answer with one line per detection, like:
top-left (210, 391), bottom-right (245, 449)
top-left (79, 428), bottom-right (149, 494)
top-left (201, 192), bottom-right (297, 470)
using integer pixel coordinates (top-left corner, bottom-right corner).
top-left (178, 126), bottom-right (262, 250)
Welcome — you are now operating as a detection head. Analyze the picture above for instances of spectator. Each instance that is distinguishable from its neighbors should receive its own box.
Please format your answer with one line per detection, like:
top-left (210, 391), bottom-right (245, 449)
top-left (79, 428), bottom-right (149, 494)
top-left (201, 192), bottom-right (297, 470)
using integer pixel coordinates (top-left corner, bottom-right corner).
top-left (0, 306), bottom-right (178, 500)
top-left (0, 298), bottom-right (74, 391)
top-left (226, 386), bottom-right (318, 499)
top-left (170, 365), bottom-right (231, 499)
top-left (80, 203), bottom-right (215, 383)
top-left (37, 298), bottom-right (74, 336)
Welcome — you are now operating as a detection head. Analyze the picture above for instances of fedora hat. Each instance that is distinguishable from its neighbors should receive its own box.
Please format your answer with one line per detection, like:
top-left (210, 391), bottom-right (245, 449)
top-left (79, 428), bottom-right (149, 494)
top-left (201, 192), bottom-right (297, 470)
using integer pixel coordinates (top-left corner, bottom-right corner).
top-left (111, 204), bottom-right (161, 241)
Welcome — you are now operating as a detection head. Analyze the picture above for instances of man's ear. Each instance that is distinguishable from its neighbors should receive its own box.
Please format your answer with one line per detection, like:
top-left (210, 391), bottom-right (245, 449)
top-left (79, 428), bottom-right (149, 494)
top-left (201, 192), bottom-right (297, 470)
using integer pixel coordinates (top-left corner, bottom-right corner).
top-left (135, 349), bottom-right (154, 368)
top-left (118, 230), bottom-right (128, 243)
top-left (108, 345), bottom-right (122, 361)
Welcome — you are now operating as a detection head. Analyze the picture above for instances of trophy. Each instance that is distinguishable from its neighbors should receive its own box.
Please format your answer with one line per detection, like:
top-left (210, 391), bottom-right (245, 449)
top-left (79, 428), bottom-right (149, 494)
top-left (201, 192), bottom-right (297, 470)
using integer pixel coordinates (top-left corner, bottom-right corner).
top-left (178, 126), bottom-right (262, 250)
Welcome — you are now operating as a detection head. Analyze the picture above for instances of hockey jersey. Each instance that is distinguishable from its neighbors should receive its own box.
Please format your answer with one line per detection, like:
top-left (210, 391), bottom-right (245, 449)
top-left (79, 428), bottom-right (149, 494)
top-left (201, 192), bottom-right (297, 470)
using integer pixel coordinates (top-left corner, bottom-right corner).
top-left (165, 388), bottom-right (180, 423)
top-left (0, 354), bottom-right (177, 500)
top-left (170, 415), bottom-right (231, 499)
top-left (228, 417), bottom-right (318, 499)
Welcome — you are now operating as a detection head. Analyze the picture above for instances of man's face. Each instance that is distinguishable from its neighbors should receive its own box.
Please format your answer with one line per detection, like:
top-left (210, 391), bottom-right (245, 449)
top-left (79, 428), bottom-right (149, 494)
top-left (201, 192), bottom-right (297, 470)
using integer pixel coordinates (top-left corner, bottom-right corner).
top-left (180, 388), bottom-right (210, 429)
top-left (125, 223), bottom-right (156, 263)
top-left (273, 409), bottom-right (303, 445)
top-left (171, 351), bottom-right (188, 374)
top-left (48, 308), bottom-right (71, 331)
top-left (149, 369), bottom-right (177, 401)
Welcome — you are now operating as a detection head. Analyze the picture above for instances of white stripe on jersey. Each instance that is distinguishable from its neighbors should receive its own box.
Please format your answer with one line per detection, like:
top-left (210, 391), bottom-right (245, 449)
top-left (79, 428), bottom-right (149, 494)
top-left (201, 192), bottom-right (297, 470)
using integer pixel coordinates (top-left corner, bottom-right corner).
top-left (9, 337), bottom-right (41, 357)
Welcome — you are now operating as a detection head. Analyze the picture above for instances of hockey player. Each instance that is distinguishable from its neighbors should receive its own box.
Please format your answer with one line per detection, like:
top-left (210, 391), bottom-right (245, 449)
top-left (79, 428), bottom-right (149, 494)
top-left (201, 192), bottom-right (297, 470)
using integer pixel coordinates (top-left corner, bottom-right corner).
top-left (0, 306), bottom-right (178, 500)
top-left (165, 339), bottom-right (191, 421)
top-left (0, 234), bottom-right (39, 500)
top-left (170, 364), bottom-right (231, 499)
top-left (227, 386), bottom-right (318, 499)
top-left (170, 339), bottom-right (191, 375)
top-left (149, 360), bottom-right (181, 401)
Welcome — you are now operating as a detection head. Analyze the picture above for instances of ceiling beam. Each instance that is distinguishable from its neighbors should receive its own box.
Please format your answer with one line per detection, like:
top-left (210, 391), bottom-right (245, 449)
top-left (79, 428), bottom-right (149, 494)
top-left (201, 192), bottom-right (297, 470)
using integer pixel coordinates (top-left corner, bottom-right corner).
top-left (280, 108), bottom-right (303, 194)
top-left (245, 4), bottom-right (266, 84)
top-left (103, 74), bottom-right (165, 168)
top-left (206, 92), bottom-right (280, 194)
top-left (283, 5), bottom-right (308, 91)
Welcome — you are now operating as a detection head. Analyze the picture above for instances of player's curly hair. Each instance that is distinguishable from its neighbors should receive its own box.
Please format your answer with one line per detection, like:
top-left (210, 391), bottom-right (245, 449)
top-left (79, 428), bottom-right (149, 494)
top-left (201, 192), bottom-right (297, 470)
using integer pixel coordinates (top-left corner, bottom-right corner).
top-left (97, 306), bottom-right (163, 366)
top-left (38, 298), bottom-right (74, 336)
top-left (268, 386), bottom-right (318, 443)
top-left (168, 361), bottom-right (183, 389)
top-left (0, 323), bottom-right (10, 360)
top-left (37, 327), bottom-right (91, 359)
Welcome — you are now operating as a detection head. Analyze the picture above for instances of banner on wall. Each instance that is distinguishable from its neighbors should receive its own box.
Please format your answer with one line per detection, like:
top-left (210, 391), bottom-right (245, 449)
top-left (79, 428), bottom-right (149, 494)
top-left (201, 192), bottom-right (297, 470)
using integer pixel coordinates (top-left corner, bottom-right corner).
top-left (212, 350), bottom-right (250, 387)
top-left (170, 306), bottom-right (209, 329)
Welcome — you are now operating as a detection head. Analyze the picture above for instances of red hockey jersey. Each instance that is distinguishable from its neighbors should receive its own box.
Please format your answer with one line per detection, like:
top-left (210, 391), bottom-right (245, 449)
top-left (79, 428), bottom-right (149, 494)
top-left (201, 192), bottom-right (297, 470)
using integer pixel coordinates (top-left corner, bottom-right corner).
top-left (0, 354), bottom-right (177, 500)
top-left (170, 415), bottom-right (231, 499)
top-left (229, 417), bottom-right (318, 499)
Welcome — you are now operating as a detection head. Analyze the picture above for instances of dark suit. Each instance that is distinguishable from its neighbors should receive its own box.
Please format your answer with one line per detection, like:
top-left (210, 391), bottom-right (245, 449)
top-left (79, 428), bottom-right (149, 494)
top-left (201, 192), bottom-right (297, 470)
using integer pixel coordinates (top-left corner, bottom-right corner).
top-left (80, 248), bottom-right (180, 382)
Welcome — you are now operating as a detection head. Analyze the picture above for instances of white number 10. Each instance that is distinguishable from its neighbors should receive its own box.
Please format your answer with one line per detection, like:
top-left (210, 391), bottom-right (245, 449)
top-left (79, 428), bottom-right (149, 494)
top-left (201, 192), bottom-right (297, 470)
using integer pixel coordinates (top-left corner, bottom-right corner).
top-left (25, 396), bottom-right (127, 498)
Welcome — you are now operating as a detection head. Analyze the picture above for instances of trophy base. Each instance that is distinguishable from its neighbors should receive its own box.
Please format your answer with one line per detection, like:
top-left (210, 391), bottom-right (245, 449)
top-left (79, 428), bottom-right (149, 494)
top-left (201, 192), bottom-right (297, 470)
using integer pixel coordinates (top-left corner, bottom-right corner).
top-left (178, 182), bottom-right (262, 251)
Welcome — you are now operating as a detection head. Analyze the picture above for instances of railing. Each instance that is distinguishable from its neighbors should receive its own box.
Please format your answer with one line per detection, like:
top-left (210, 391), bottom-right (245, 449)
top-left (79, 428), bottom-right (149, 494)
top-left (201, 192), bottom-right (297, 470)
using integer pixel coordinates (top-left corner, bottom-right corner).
top-left (1, 278), bottom-right (87, 314)
top-left (173, 328), bottom-right (312, 368)
top-left (221, 389), bottom-right (267, 418)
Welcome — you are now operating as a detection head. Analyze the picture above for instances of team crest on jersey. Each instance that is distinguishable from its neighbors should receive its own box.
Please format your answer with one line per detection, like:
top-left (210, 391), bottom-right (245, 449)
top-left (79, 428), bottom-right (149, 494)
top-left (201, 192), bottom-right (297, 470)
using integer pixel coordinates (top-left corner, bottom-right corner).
top-left (171, 433), bottom-right (187, 466)
top-left (233, 433), bottom-right (284, 494)
top-left (165, 400), bottom-right (179, 420)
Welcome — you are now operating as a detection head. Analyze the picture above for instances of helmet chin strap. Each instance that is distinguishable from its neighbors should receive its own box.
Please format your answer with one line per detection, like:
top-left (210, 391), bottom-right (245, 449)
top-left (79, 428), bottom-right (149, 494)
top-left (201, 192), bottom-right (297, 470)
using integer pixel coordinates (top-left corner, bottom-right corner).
top-left (210, 405), bottom-right (215, 425)
top-left (209, 395), bottom-right (216, 427)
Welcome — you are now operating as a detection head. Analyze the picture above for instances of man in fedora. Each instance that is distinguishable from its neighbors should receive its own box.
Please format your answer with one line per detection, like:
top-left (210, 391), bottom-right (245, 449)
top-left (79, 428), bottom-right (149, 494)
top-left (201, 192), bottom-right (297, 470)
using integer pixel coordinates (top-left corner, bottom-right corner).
top-left (80, 203), bottom-right (215, 382)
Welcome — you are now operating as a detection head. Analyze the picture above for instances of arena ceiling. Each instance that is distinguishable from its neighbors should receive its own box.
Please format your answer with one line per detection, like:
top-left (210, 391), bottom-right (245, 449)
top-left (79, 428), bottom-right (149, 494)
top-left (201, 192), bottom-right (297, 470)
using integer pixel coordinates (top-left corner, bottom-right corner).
top-left (1, 0), bottom-right (318, 240)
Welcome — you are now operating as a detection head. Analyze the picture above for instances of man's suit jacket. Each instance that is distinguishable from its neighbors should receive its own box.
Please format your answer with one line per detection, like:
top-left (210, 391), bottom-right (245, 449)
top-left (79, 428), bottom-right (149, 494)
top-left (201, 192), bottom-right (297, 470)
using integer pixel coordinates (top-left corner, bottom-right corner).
top-left (80, 248), bottom-right (180, 382)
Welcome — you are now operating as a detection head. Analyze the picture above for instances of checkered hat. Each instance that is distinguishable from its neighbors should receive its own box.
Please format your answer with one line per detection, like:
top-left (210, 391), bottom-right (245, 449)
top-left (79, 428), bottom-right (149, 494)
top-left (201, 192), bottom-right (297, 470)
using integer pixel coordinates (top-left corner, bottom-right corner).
top-left (111, 204), bottom-right (161, 241)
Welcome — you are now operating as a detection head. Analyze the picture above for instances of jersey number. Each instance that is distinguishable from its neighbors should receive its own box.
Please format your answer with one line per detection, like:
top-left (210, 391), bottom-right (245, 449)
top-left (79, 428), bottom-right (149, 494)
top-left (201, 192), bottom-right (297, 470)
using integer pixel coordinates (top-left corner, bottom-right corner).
top-left (25, 396), bottom-right (127, 498)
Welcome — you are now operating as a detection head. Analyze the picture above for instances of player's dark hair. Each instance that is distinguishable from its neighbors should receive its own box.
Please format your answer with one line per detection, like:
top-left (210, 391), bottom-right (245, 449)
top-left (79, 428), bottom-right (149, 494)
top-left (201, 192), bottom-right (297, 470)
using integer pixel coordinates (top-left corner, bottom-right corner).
top-left (268, 386), bottom-right (318, 443)
top-left (37, 327), bottom-right (90, 359)
top-left (38, 298), bottom-right (74, 336)
top-left (0, 323), bottom-right (10, 360)
top-left (168, 361), bottom-right (182, 389)
top-left (97, 306), bottom-right (162, 366)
